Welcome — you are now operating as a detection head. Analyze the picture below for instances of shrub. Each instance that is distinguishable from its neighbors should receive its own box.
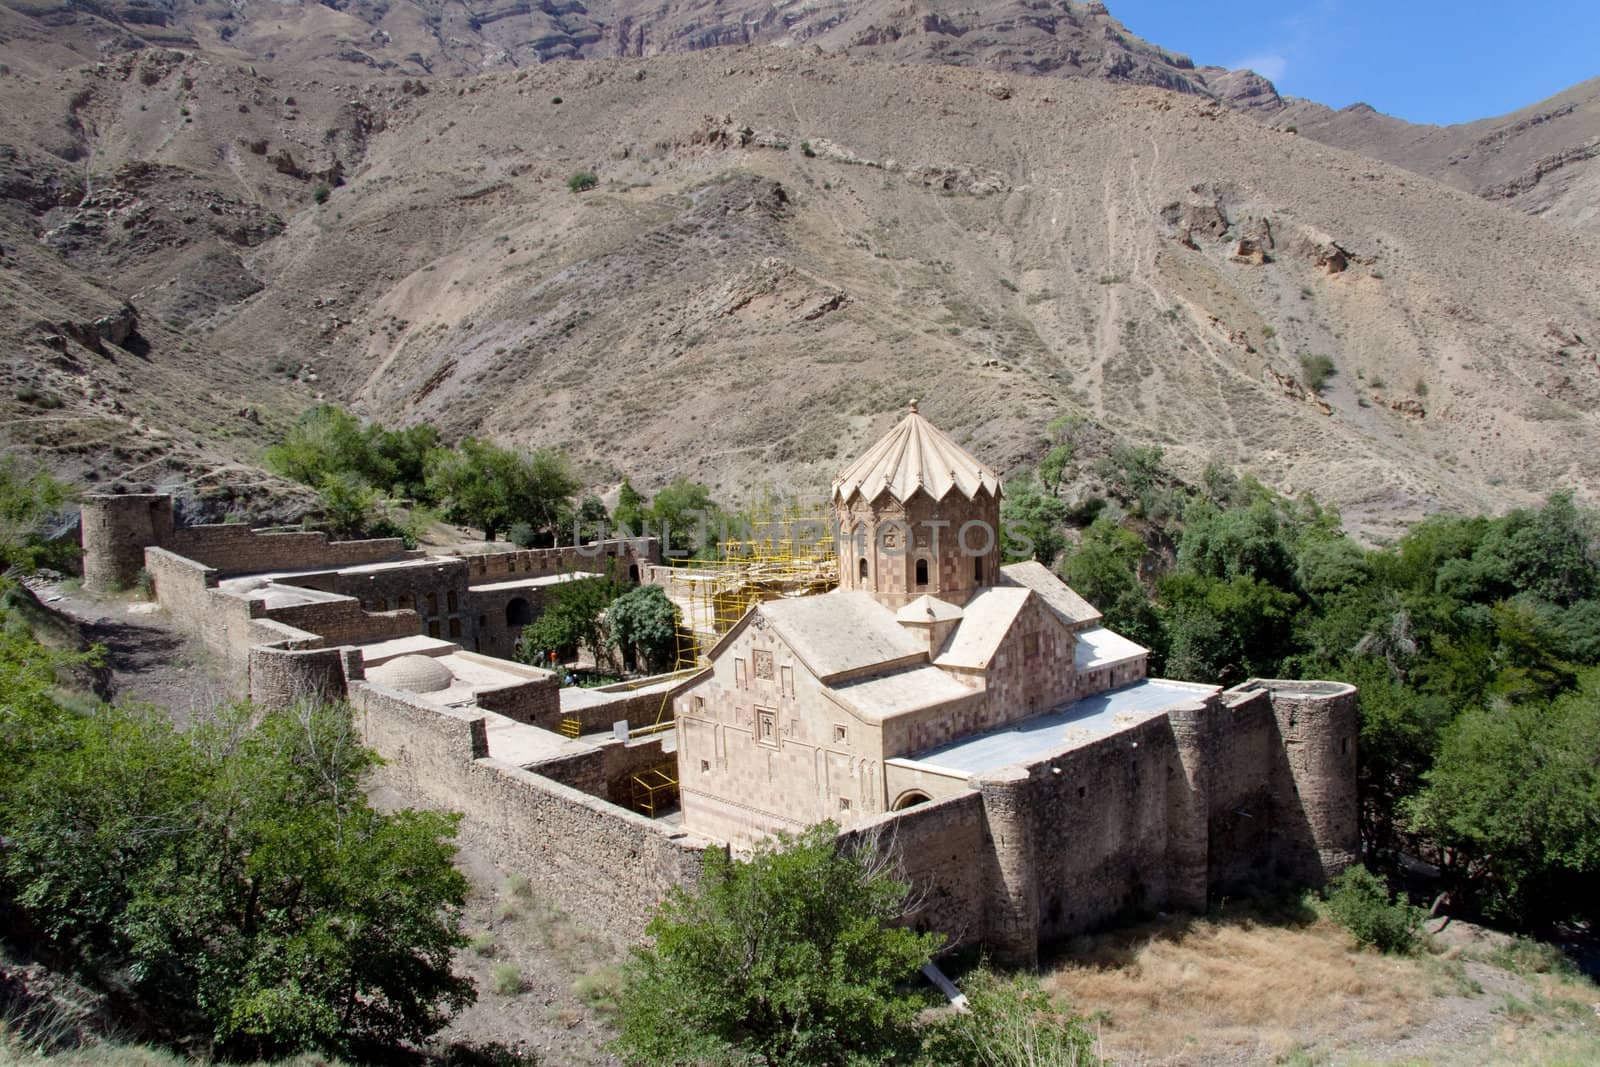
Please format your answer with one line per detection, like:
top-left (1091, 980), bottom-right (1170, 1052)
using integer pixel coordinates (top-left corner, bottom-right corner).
top-left (551, 96), bottom-right (562, 105)
top-left (1325, 865), bottom-right (1425, 954)
top-left (572, 966), bottom-right (624, 1014)
top-left (1414, 378), bottom-right (1429, 397)
top-left (490, 964), bottom-right (524, 996)
top-left (567, 171), bottom-right (598, 193)
top-left (312, 184), bottom-right (331, 204)
top-left (133, 568), bottom-right (154, 600)
top-left (800, 140), bottom-right (815, 157)
top-left (1299, 353), bottom-right (1336, 393)
top-left (612, 822), bottom-right (940, 1066)
top-left (470, 931), bottom-right (498, 957)
top-left (921, 966), bottom-right (1103, 1067)
top-left (508, 521), bottom-right (537, 548)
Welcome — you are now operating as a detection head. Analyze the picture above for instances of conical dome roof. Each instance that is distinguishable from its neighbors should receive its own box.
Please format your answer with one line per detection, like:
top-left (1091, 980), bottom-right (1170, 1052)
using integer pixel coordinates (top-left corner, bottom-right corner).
top-left (832, 401), bottom-right (1002, 504)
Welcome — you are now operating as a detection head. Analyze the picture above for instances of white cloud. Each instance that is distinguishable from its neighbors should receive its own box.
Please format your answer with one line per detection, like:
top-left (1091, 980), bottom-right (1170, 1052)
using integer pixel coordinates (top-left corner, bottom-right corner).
top-left (1232, 53), bottom-right (1289, 81)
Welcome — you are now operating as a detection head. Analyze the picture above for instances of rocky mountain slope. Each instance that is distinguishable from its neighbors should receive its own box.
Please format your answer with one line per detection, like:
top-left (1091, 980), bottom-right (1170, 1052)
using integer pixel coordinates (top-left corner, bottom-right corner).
top-left (3, 33), bottom-right (1598, 539)
top-left (8, 0), bottom-right (1597, 238)
top-left (1270, 79), bottom-right (1600, 234)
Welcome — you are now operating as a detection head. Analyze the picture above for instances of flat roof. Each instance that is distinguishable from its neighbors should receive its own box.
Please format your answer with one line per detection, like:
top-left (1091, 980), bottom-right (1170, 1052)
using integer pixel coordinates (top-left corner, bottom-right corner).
top-left (909, 678), bottom-right (1217, 776)
top-left (470, 572), bottom-right (598, 594)
top-left (217, 555), bottom-right (457, 590)
top-left (358, 635), bottom-right (459, 664)
top-left (480, 711), bottom-right (592, 766)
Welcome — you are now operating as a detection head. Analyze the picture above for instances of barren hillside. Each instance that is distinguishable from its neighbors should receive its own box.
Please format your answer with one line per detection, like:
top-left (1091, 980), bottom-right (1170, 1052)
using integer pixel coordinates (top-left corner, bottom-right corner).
top-left (8, 0), bottom-right (1597, 239)
top-left (3, 37), bottom-right (1598, 539)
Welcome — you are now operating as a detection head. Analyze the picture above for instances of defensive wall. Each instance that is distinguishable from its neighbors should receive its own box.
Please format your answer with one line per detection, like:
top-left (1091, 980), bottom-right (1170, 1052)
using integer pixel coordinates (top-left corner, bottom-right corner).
top-left (845, 682), bottom-right (1358, 965)
top-left (350, 682), bottom-right (705, 939)
top-left (80, 493), bottom-right (1358, 958)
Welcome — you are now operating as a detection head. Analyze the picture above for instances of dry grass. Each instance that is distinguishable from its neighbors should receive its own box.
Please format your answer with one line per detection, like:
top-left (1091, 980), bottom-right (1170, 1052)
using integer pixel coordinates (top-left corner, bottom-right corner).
top-left (1041, 903), bottom-right (1501, 1066)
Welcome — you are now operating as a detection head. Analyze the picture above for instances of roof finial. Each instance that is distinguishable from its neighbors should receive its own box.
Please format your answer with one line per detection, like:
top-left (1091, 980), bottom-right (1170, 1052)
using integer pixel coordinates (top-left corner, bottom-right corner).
top-left (909, 398), bottom-right (919, 414)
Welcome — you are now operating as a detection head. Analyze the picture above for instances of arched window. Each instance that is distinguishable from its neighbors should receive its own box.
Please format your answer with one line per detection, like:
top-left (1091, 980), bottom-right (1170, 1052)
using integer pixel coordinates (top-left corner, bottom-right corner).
top-left (858, 557), bottom-right (869, 580)
top-left (505, 598), bottom-right (532, 627)
top-left (893, 791), bottom-right (931, 811)
top-left (915, 558), bottom-right (929, 587)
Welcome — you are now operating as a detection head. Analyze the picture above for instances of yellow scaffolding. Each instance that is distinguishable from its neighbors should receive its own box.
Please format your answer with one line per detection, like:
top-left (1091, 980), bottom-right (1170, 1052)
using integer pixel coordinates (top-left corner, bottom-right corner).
top-left (629, 763), bottom-right (681, 816)
top-left (649, 500), bottom-right (837, 725)
top-left (557, 717), bottom-right (582, 739)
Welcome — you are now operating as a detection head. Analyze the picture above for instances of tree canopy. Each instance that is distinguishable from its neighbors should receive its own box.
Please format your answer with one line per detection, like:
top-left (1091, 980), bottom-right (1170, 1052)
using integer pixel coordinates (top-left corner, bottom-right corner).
top-left (1027, 418), bottom-right (1600, 929)
top-left (0, 624), bottom-right (474, 1059)
top-left (612, 822), bottom-right (940, 1067)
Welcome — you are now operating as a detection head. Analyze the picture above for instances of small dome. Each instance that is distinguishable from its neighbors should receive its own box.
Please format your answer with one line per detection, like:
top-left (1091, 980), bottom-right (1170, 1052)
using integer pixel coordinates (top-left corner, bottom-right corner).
top-left (368, 654), bottom-right (455, 694)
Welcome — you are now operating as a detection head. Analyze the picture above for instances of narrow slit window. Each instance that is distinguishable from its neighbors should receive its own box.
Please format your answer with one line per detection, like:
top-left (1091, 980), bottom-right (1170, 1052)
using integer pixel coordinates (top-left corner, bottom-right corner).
top-left (915, 558), bottom-right (929, 587)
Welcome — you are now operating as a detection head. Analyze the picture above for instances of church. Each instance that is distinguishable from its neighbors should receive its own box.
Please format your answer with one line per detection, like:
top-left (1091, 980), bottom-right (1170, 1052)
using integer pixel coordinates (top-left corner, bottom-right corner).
top-left (674, 404), bottom-right (1182, 845)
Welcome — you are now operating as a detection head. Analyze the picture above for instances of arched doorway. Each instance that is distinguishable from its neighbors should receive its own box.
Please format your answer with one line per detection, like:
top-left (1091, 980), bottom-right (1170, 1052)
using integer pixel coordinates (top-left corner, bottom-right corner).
top-left (628, 563), bottom-right (640, 582)
top-left (505, 598), bottom-right (532, 627)
top-left (892, 790), bottom-right (931, 811)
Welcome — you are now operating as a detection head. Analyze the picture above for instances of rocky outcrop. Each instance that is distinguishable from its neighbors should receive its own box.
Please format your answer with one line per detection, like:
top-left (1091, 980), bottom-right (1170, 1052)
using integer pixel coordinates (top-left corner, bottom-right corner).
top-left (49, 302), bottom-right (140, 354)
top-left (907, 164), bottom-right (1009, 196)
top-left (1161, 185), bottom-right (1231, 246)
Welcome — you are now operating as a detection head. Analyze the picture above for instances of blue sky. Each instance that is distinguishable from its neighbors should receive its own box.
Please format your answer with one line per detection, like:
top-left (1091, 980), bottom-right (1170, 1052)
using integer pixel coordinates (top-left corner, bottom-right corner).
top-left (1112, 0), bottom-right (1600, 126)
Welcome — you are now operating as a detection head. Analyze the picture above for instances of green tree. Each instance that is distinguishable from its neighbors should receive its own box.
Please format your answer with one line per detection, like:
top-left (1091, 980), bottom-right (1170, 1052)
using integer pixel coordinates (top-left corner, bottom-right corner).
top-left (1058, 518), bottom-right (1166, 659)
top-left (1405, 670), bottom-right (1600, 928)
top-left (608, 584), bottom-right (679, 673)
top-left (1176, 500), bottom-right (1299, 591)
top-left (1160, 573), bottom-right (1298, 684)
top-left (0, 680), bottom-right (473, 1058)
top-left (264, 405), bottom-right (374, 488)
top-left (1324, 865), bottom-right (1425, 954)
top-left (315, 471), bottom-right (384, 540)
top-left (515, 575), bottom-right (626, 668)
top-left (613, 822), bottom-right (940, 1066)
top-left (1093, 444), bottom-right (1165, 516)
top-left (1001, 478), bottom-right (1070, 565)
top-left (615, 478), bottom-right (647, 535)
top-left (0, 456), bottom-right (75, 575)
top-left (649, 477), bottom-right (726, 559)
top-left (425, 438), bottom-right (578, 543)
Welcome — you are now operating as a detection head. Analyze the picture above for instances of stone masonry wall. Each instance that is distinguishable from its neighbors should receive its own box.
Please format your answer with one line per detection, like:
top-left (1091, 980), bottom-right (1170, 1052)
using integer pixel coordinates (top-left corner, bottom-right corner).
top-left (836, 790), bottom-right (990, 952)
top-left (262, 598), bottom-right (422, 648)
top-left (352, 682), bottom-right (704, 940)
top-left (169, 524), bottom-right (414, 576)
top-left (249, 645), bottom-right (356, 710)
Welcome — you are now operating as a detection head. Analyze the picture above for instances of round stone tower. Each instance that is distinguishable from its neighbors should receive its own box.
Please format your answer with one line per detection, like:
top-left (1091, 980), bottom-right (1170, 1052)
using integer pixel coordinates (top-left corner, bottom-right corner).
top-left (832, 402), bottom-right (1003, 609)
top-left (80, 493), bottom-right (175, 592)
top-left (1266, 680), bottom-right (1360, 883)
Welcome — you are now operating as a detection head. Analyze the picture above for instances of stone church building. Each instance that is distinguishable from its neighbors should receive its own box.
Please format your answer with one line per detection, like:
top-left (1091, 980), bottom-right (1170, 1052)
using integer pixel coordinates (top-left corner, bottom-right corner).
top-left (674, 406), bottom-right (1358, 963)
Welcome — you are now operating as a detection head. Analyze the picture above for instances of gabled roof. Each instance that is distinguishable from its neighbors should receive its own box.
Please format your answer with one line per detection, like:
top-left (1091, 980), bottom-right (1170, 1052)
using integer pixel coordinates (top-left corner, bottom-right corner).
top-left (1074, 626), bottom-right (1149, 671)
top-left (832, 402), bottom-right (1002, 505)
top-left (934, 586), bottom-right (1033, 670)
top-left (1000, 561), bottom-right (1102, 628)
top-left (895, 595), bottom-right (965, 625)
top-left (831, 665), bottom-right (976, 722)
top-left (759, 591), bottom-right (925, 680)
